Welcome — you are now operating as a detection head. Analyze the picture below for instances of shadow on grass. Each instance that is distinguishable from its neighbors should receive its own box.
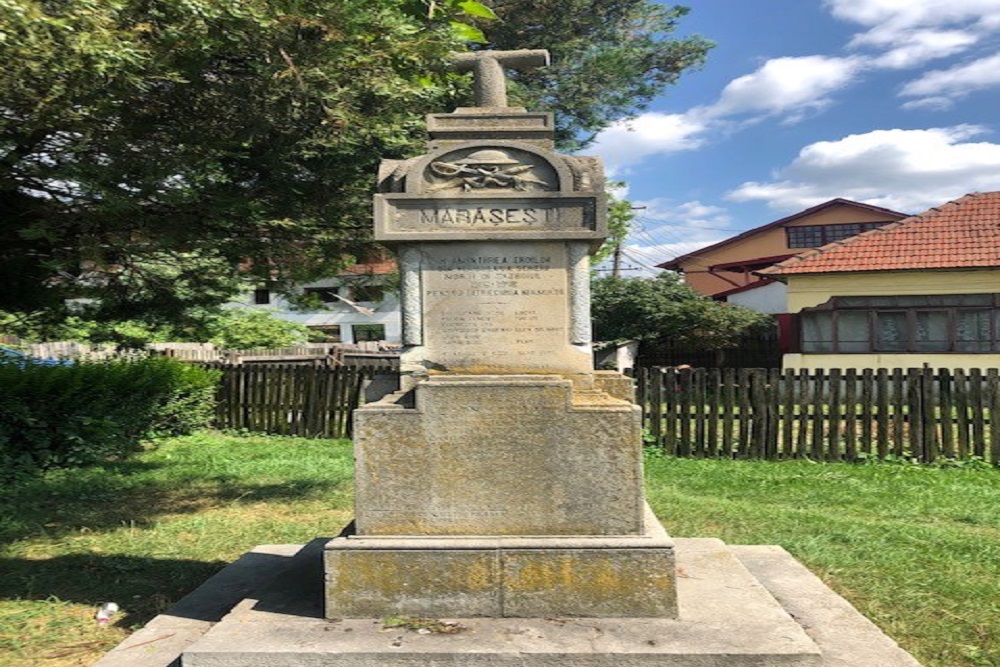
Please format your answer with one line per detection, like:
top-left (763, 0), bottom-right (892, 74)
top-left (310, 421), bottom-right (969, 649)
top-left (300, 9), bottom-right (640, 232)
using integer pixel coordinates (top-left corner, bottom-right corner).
top-left (0, 462), bottom-right (349, 545)
top-left (0, 552), bottom-right (229, 628)
top-left (0, 538), bottom-right (332, 628)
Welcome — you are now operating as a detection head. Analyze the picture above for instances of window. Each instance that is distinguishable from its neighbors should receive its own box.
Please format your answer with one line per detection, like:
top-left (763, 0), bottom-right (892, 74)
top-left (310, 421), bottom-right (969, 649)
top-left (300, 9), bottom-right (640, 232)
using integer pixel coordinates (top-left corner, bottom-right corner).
top-left (253, 289), bottom-right (270, 305)
top-left (786, 222), bottom-right (892, 248)
top-left (800, 294), bottom-right (1000, 353)
top-left (349, 285), bottom-right (385, 303)
top-left (352, 324), bottom-right (385, 342)
top-left (302, 287), bottom-right (339, 304)
top-left (311, 325), bottom-right (341, 342)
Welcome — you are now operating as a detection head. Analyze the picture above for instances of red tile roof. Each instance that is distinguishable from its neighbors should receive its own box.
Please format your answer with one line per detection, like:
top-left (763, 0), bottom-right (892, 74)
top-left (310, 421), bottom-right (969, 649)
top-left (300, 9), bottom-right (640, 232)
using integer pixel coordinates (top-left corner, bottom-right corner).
top-left (760, 191), bottom-right (1000, 276)
top-left (340, 258), bottom-right (397, 276)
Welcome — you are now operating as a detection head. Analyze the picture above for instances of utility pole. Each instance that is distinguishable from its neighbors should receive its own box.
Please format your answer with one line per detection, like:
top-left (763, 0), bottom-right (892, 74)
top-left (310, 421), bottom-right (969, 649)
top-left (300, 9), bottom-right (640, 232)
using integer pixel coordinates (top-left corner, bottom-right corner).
top-left (612, 243), bottom-right (623, 278)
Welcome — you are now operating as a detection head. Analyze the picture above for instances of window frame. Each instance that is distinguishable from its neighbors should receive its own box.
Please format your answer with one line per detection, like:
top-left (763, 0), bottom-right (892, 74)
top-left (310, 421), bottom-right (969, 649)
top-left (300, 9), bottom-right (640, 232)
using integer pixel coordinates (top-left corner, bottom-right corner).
top-left (800, 294), bottom-right (1000, 354)
top-left (785, 221), bottom-right (891, 249)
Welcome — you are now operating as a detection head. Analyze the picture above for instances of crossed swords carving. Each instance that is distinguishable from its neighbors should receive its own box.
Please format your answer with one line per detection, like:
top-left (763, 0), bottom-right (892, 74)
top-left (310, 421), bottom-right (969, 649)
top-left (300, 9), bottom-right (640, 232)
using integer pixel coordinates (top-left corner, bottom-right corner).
top-left (427, 161), bottom-right (551, 192)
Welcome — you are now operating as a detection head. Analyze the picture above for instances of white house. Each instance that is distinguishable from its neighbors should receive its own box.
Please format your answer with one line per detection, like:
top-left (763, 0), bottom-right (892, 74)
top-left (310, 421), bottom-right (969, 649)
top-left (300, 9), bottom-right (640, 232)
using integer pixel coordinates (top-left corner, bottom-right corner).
top-left (236, 258), bottom-right (402, 344)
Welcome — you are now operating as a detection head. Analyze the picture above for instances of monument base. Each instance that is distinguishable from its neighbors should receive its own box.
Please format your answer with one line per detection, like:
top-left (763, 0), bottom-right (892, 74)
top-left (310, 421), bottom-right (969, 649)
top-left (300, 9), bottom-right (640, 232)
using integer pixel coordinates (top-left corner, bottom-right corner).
top-left (324, 506), bottom-right (678, 618)
top-left (93, 538), bottom-right (923, 667)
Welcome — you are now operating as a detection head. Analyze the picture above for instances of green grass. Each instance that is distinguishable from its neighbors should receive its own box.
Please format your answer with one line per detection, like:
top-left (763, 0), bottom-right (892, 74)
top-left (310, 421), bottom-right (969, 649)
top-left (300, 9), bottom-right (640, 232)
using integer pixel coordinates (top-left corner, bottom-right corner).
top-left (645, 451), bottom-right (1000, 667)
top-left (1, 433), bottom-right (998, 667)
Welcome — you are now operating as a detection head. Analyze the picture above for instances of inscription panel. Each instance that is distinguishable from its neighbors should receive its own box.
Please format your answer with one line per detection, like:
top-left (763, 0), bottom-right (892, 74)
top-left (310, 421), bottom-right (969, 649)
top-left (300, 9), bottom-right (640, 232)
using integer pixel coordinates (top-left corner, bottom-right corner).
top-left (353, 379), bottom-right (644, 536)
top-left (374, 194), bottom-right (604, 242)
top-left (418, 241), bottom-right (589, 373)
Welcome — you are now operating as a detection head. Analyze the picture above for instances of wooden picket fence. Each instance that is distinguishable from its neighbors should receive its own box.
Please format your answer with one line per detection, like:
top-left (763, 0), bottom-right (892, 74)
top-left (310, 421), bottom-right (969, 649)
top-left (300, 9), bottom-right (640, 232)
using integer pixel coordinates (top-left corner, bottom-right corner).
top-left (206, 363), bottom-right (394, 438)
top-left (637, 367), bottom-right (1000, 464)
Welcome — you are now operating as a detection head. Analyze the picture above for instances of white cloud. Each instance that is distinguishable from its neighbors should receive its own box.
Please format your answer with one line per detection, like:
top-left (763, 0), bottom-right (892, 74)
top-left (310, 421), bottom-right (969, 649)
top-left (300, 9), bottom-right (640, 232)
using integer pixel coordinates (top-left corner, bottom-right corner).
top-left (705, 56), bottom-right (862, 120)
top-left (589, 112), bottom-right (706, 174)
top-left (869, 30), bottom-right (977, 69)
top-left (589, 56), bottom-right (865, 174)
top-left (900, 52), bottom-right (1000, 102)
top-left (620, 199), bottom-right (735, 268)
top-left (727, 125), bottom-right (1000, 212)
top-left (827, 0), bottom-right (1000, 66)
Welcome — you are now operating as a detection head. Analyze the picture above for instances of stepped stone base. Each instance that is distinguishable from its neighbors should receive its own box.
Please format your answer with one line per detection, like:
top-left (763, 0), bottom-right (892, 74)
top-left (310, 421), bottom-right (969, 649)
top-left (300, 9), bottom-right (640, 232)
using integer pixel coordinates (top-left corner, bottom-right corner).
top-left (93, 538), bottom-right (923, 667)
top-left (324, 507), bottom-right (677, 618)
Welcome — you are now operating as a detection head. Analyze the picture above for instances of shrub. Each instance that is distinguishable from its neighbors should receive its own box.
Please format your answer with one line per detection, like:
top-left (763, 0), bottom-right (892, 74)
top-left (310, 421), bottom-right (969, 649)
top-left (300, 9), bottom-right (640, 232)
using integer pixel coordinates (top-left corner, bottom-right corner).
top-left (0, 358), bottom-right (220, 475)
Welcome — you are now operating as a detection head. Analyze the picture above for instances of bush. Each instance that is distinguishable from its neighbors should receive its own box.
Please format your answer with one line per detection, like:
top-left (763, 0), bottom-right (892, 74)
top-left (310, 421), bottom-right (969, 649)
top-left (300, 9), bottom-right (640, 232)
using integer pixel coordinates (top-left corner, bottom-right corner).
top-left (0, 358), bottom-right (220, 475)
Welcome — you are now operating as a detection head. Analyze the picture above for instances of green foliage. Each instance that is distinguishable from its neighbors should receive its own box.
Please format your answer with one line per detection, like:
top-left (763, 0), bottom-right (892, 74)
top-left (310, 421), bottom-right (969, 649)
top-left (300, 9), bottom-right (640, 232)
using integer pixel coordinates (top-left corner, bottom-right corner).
top-left (0, 358), bottom-right (220, 475)
top-left (593, 183), bottom-right (636, 264)
top-left (206, 309), bottom-right (314, 349)
top-left (1, 306), bottom-right (315, 350)
top-left (1, 0), bottom-right (709, 323)
top-left (0, 0), bottom-right (466, 321)
top-left (591, 273), bottom-right (773, 349)
top-left (483, 1), bottom-right (713, 149)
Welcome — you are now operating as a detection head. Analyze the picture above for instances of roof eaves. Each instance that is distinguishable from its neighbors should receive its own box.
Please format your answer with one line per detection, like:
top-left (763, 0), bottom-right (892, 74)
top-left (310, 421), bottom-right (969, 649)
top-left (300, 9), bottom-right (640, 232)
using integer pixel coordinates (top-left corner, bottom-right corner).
top-left (655, 198), bottom-right (907, 268)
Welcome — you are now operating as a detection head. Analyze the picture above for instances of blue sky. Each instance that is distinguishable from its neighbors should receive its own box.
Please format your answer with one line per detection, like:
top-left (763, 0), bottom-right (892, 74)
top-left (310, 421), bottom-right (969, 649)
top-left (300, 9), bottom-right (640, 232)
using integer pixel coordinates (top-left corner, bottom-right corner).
top-left (588, 0), bottom-right (1000, 275)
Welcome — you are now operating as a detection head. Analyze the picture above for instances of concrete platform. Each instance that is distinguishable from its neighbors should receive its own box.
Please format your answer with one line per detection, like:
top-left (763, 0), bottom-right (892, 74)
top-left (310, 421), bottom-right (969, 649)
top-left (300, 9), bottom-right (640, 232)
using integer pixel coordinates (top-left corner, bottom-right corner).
top-left (93, 538), bottom-right (923, 667)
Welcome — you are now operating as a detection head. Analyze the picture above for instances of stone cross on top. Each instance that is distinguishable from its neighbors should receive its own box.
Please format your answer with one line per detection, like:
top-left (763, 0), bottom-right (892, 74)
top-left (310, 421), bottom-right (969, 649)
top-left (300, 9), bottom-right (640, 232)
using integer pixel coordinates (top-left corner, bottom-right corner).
top-left (454, 49), bottom-right (549, 108)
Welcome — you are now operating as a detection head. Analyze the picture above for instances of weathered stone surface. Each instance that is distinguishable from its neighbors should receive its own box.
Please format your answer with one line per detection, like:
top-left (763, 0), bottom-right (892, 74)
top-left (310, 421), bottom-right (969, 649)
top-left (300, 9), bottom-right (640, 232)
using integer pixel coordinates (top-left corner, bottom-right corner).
top-left (181, 538), bottom-right (837, 667)
top-left (353, 375), bottom-right (643, 536)
top-left (394, 241), bottom-right (592, 375)
top-left (95, 538), bottom-right (925, 667)
top-left (324, 509), bottom-right (677, 619)
top-left (325, 545), bottom-right (500, 617)
top-left (501, 547), bottom-right (677, 618)
top-left (453, 50), bottom-right (549, 109)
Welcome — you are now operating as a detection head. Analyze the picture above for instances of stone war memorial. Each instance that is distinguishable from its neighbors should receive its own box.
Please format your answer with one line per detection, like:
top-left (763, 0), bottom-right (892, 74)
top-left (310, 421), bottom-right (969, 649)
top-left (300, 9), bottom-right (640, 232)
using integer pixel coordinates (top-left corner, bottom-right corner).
top-left (96, 50), bottom-right (924, 667)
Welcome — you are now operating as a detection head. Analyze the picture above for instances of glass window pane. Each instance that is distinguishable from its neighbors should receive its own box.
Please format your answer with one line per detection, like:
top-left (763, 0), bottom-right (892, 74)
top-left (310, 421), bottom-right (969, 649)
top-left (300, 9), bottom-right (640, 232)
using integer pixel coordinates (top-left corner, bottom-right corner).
top-left (802, 312), bottom-right (834, 352)
top-left (875, 311), bottom-right (908, 351)
top-left (956, 310), bottom-right (991, 351)
top-left (836, 311), bottom-right (870, 352)
top-left (915, 310), bottom-right (949, 351)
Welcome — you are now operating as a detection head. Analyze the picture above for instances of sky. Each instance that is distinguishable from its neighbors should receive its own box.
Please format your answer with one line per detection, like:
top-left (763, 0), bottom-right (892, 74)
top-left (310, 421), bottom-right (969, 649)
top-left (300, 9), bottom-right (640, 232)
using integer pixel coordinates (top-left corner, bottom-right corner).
top-left (588, 0), bottom-right (1000, 276)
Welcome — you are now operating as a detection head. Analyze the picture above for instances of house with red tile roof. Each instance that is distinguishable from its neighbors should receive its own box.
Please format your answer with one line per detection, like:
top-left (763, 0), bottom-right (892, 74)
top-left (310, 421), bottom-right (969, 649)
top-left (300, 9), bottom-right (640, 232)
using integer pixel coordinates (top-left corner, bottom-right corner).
top-left (658, 199), bottom-right (907, 313)
top-left (759, 191), bottom-right (1000, 370)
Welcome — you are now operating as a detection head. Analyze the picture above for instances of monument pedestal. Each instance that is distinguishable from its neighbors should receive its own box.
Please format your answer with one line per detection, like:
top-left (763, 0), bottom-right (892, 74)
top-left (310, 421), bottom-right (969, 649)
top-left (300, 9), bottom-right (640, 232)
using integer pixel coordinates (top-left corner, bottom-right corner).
top-left (324, 507), bottom-right (677, 618)
top-left (329, 373), bottom-right (678, 619)
top-left (93, 537), bottom-right (920, 667)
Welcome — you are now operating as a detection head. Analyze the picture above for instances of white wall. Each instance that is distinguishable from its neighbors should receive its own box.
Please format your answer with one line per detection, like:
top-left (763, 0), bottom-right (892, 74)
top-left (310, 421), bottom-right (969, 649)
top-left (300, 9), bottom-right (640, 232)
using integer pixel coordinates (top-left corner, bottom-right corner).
top-left (725, 281), bottom-right (788, 315)
top-left (233, 278), bottom-right (402, 343)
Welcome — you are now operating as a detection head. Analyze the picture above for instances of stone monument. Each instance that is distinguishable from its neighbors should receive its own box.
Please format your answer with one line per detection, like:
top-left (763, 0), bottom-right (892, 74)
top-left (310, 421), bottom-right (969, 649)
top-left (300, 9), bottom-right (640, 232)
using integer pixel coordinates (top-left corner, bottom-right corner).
top-left (96, 49), bottom-right (925, 667)
top-left (324, 48), bottom-right (678, 619)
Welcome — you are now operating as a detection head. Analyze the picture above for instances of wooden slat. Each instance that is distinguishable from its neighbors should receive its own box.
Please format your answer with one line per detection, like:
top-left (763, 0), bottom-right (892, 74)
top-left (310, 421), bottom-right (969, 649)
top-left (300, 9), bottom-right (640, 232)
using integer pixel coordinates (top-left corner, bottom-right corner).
top-left (719, 368), bottom-right (739, 458)
top-left (954, 368), bottom-right (971, 460)
top-left (737, 369), bottom-right (752, 459)
top-left (828, 369), bottom-right (843, 461)
top-left (938, 368), bottom-right (955, 460)
top-left (891, 369), bottom-right (907, 458)
top-left (906, 369), bottom-right (924, 461)
top-left (706, 368), bottom-right (720, 458)
top-left (988, 369), bottom-right (1000, 465)
top-left (810, 369), bottom-right (826, 460)
top-left (859, 369), bottom-right (874, 458)
top-left (678, 369), bottom-right (693, 457)
top-left (970, 369), bottom-right (986, 459)
top-left (843, 368), bottom-right (858, 461)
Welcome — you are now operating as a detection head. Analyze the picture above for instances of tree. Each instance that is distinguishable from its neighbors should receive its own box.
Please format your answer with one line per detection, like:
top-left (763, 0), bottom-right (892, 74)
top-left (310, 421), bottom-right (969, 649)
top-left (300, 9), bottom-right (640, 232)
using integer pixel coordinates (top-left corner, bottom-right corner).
top-left (483, 1), bottom-right (712, 150)
top-left (1, 0), bottom-right (709, 328)
top-left (0, 0), bottom-right (468, 325)
top-left (591, 273), bottom-right (772, 350)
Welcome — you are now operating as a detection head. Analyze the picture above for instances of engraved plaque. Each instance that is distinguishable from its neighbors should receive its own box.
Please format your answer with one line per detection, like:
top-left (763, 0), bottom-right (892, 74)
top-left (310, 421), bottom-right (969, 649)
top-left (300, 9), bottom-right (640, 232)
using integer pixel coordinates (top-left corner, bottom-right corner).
top-left (413, 241), bottom-right (591, 374)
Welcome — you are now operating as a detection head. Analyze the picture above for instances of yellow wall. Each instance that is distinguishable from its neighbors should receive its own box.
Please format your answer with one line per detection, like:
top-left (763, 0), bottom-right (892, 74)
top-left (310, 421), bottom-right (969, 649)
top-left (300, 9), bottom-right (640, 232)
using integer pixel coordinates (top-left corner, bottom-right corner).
top-left (786, 269), bottom-right (1000, 311)
top-left (783, 268), bottom-right (1000, 371)
top-left (678, 203), bottom-right (904, 297)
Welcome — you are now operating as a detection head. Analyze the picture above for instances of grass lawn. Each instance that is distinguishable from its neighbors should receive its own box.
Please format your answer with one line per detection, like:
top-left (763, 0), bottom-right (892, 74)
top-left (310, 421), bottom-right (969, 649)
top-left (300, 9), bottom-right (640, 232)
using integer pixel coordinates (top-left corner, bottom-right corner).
top-left (1, 433), bottom-right (998, 667)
